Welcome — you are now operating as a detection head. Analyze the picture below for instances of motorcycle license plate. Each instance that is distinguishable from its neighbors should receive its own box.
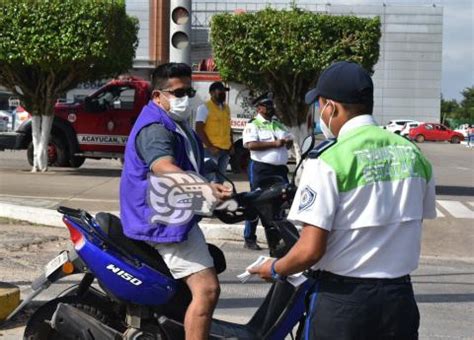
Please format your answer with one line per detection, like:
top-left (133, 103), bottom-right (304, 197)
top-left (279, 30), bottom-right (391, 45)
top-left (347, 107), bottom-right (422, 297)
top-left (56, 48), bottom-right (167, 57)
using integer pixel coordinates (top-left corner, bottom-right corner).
top-left (44, 252), bottom-right (69, 277)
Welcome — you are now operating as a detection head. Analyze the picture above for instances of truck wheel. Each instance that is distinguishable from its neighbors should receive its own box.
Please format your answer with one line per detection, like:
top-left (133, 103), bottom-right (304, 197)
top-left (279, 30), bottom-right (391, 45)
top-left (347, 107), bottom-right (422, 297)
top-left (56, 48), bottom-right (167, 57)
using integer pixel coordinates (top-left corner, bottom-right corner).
top-left (230, 145), bottom-right (249, 174)
top-left (27, 136), bottom-right (68, 167)
top-left (69, 156), bottom-right (85, 168)
top-left (415, 134), bottom-right (425, 143)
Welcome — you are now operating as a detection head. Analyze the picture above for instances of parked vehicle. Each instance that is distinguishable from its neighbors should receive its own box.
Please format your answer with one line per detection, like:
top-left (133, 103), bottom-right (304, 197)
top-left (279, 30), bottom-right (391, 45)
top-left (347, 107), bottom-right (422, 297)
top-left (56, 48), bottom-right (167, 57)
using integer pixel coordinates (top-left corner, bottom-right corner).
top-left (13, 106), bottom-right (31, 128)
top-left (0, 111), bottom-right (9, 132)
top-left (409, 123), bottom-right (464, 143)
top-left (400, 121), bottom-right (422, 137)
top-left (0, 74), bottom-right (251, 171)
top-left (454, 124), bottom-right (473, 138)
top-left (384, 119), bottom-right (417, 134)
top-left (8, 137), bottom-right (317, 340)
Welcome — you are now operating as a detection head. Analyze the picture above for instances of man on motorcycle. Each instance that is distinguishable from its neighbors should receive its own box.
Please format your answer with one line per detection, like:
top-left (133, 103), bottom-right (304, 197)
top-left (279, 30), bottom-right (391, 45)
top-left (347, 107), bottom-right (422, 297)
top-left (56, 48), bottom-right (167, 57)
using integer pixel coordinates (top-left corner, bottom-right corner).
top-left (250, 61), bottom-right (437, 339)
top-left (120, 63), bottom-right (231, 340)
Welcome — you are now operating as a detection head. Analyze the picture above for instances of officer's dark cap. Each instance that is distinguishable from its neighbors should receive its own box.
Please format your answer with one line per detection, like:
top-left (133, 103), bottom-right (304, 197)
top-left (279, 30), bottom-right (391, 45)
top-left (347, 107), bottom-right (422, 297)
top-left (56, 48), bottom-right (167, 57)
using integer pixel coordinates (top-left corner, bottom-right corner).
top-left (209, 81), bottom-right (229, 92)
top-left (305, 61), bottom-right (373, 106)
top-left (252, 92), bottom-right (274, 107)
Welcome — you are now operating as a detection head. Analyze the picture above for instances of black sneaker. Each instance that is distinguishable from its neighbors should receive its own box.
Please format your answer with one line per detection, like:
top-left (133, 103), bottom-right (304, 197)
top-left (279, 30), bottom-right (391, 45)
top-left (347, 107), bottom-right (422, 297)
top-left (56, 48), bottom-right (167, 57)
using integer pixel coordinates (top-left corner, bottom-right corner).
top-left (244, 240), bottom-right (262, 251)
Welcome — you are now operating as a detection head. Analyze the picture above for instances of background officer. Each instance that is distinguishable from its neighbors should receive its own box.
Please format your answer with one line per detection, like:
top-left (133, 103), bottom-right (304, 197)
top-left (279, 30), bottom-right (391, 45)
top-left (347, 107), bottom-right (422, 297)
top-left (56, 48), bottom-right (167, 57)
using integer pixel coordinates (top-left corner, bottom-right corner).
top-left (242, 93), bottom-right (293, 250)
top-left (250, 61), bottom-right (437, 339)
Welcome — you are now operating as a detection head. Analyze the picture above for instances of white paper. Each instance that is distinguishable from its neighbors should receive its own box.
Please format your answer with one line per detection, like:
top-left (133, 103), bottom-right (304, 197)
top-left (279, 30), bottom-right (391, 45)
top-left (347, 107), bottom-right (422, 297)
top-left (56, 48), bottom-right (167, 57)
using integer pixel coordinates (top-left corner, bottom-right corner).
top-left (237, 255), bottom-right (271, 283)
top-left (237, 256), bottom-right (308, 287)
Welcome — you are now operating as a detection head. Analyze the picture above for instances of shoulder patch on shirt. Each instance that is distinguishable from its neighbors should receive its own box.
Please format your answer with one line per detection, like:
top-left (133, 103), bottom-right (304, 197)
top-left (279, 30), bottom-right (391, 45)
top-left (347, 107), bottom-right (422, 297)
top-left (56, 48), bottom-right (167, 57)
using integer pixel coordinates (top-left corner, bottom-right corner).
top-left (298, 186), bottom-right (317, 212)
top-left (308, 138), bottom-right (337, 159)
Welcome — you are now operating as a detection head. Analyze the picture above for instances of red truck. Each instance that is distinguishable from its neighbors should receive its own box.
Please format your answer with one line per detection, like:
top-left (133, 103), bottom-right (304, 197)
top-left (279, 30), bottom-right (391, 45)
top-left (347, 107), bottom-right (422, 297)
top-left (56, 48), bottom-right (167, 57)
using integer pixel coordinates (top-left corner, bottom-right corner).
top-left (0, 74), bottom-right (250, 170)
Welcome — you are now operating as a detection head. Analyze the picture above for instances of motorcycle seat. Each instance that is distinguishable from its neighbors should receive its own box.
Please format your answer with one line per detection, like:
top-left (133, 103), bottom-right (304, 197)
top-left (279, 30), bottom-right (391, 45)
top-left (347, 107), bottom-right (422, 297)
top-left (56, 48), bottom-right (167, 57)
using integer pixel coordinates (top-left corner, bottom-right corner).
top-left (95, 212), bottom-right (226, 276)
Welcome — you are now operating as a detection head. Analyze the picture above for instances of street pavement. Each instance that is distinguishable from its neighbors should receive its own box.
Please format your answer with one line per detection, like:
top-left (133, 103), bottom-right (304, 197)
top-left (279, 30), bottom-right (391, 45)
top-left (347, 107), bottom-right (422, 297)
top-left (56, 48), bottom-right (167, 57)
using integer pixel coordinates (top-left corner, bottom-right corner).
top-left (0, 142), bottom-right (473, 339)
top-left (0, 220), bottom-right (473, 339)
top-left (0, 218), bottom-right (473, 339)
top-left (0, 143), bottom-right (472, 258)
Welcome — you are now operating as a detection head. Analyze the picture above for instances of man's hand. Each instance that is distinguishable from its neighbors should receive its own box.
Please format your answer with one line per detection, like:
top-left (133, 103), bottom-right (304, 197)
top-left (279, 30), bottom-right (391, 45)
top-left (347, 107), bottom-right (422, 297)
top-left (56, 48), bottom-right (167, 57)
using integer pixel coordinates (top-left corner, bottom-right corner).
top-left (248, 259), bottom-right (273, 282)
top-left (249, 226), bottom-right (328, 282)
top-left (210, 183), bottom-right (233, 201)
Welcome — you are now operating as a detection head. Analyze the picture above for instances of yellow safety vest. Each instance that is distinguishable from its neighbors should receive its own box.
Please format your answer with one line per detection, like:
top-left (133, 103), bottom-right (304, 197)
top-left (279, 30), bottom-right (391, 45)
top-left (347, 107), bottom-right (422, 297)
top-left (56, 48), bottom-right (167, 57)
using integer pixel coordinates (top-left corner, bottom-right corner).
top-left (204, 100), bottom-right (232, 150)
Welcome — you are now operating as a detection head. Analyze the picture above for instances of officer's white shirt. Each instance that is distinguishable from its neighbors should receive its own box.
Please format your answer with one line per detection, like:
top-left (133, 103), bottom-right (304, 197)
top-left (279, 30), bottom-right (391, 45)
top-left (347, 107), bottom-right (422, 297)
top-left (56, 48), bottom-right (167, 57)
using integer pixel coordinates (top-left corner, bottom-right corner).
top-left (288, 115), bottom-right (437, 278)
top-left (242, 114), bottom-right (292, 165)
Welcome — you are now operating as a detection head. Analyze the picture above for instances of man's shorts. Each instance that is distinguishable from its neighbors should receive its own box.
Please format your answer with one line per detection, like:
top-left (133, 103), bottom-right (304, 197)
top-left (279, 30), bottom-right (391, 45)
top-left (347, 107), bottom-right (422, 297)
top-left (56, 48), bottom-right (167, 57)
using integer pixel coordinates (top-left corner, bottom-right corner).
top-left (147, 225), bottom-right (214, 279)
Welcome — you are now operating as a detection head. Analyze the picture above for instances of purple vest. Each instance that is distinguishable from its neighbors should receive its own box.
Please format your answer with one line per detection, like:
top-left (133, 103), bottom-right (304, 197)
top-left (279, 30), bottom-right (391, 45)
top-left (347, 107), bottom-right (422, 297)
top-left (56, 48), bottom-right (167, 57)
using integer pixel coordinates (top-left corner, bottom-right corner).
top-left (120, 101), bottom-right (204, 243)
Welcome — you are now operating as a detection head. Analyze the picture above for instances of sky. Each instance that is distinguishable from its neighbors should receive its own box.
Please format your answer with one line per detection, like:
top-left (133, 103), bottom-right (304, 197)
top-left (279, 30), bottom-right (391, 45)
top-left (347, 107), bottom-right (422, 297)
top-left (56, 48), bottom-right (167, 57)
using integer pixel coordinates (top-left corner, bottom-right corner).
top-left (198, 0), bottom-right (473, 101)
top-left (440, 0), bottom-right (473, 100)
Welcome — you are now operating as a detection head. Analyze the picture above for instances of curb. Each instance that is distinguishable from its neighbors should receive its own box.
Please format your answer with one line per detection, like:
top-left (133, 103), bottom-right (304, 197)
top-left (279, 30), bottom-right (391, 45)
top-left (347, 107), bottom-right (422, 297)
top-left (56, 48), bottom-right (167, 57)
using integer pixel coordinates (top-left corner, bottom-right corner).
top-left (0, 202), bottom-right (63, 228)
top-left (0, 202), bottom-right (266, 242)
top-left (0, 282), bottom-right (20, 321)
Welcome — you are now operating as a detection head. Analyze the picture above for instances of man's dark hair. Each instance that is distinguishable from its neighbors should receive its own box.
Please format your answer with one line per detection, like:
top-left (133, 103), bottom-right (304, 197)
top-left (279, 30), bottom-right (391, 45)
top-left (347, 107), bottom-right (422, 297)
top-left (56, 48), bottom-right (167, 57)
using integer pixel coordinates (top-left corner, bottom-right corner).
top-left (151, 63), bottom-right (192, 90)
top-left (341, 102), bottom-right (373, 116)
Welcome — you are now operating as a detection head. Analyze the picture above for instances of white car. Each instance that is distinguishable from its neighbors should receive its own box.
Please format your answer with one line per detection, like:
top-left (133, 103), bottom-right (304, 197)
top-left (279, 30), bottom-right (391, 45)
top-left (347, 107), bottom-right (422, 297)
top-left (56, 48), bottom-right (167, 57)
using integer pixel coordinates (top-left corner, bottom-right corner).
top-left (454, 124), bottom-right (473, 138)
top-left (384, 119), bottom-right (417, 134)
top-left (400, 121), bottom-right (422, 137)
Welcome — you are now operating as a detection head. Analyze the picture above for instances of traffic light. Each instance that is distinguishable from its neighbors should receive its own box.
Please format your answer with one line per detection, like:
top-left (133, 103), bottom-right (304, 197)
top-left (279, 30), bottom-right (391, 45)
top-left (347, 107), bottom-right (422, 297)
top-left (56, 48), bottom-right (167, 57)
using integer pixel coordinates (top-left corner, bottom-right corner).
top-left (169, 0), bottom-right (191, 65)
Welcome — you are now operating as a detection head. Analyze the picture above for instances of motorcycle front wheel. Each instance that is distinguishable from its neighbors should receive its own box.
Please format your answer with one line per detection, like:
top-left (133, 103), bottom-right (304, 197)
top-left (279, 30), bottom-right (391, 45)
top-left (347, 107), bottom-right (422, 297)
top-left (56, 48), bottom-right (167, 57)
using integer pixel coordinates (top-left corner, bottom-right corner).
top-left (23, 295), bottom-right (125, 340)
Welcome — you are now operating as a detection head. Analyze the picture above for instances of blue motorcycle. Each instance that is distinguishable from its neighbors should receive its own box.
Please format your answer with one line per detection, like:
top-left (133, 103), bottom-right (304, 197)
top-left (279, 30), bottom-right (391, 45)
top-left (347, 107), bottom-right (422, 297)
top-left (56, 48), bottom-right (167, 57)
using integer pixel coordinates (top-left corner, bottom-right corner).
top-left (13, 137), bottom-right (317, 340)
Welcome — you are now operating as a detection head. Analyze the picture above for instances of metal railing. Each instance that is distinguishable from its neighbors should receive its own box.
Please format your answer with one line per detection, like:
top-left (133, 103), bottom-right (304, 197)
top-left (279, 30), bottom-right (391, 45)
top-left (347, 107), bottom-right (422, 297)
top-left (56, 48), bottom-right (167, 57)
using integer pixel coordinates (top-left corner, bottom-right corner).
top-left (192, 1), bottom-right (442, 28)
top-left (191, 0), bottom-right (442, 44)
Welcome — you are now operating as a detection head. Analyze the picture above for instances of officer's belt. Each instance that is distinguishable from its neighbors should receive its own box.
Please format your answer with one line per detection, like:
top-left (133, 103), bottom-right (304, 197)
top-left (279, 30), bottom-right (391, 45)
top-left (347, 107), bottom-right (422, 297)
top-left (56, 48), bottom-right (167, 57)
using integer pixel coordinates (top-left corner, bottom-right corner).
top-left (307, 270), bottom-right (411, 284)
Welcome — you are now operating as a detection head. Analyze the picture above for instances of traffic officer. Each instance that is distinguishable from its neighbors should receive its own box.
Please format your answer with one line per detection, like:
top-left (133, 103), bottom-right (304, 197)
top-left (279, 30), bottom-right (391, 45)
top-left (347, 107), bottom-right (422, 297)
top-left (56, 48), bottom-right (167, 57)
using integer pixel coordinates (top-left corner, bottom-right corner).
top-left (250, 61), bottom-right (437, 339)
top-left (242, 93), bottom-right (293, 250)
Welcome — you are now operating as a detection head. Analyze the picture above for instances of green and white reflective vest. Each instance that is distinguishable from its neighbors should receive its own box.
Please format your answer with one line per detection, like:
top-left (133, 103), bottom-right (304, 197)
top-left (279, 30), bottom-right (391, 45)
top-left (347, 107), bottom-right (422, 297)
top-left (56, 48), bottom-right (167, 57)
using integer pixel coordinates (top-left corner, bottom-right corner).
top-left (288, 115), bottom-right (437, 278)
top-left (242, 114), bottom-right (292, 165)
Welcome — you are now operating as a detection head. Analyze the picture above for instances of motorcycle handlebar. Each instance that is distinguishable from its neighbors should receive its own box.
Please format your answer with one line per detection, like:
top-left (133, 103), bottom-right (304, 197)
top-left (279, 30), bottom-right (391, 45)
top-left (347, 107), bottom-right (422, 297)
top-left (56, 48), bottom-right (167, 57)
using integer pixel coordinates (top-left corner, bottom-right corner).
top-left (214, 182), bottom-right (297, 224)
top-left (236, 182), bottom-right (296, 206)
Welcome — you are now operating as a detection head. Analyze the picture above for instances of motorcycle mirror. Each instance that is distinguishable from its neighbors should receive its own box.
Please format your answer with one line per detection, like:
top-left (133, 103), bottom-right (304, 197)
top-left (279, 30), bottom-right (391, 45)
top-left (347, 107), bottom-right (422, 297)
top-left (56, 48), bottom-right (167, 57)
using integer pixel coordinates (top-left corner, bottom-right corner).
top-left (300, 135), bottom-right (315, 159)
top-left (291, 134), bottom-right (315, 186)
top-left (204, 159), bottom-right (237, 193)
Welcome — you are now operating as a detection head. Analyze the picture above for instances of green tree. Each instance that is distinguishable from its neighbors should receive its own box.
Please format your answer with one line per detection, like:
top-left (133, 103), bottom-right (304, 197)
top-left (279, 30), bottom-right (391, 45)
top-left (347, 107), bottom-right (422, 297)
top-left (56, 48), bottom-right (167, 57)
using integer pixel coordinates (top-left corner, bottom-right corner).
top-left (457, 87), bottom-right (474, 123)
top-left (441, 87), bottom-right (474, 126)
top-left (440, 95), bottom-right (460, 125)
top-left (211, 8), bottom-right (381, 155)
top-left (0, 0), bottom-right (138, 171)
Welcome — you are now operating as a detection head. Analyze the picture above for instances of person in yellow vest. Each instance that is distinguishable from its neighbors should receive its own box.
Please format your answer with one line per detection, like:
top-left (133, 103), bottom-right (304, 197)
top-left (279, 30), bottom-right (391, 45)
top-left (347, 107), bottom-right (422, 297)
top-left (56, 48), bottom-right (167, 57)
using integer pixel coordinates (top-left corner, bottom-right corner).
top-left (196, 81), bottom-right (233, 183)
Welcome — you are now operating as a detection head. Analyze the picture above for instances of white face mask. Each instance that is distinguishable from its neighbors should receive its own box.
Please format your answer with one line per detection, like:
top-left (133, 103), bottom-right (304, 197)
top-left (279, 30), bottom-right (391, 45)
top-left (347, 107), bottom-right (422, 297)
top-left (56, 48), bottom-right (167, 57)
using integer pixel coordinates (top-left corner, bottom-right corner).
top-left (319, 101), bottom-right (336, 139)
top-left (168, 95), bottom-right (191, 122)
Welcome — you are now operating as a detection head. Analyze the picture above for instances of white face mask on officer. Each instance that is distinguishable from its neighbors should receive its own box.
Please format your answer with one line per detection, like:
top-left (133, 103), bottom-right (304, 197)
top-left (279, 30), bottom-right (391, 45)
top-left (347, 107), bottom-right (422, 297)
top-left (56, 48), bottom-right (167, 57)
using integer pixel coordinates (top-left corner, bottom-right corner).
top-left (319, 100), bottom-right (336, 139)
top-left (168, 95), bottom-right (191, 122)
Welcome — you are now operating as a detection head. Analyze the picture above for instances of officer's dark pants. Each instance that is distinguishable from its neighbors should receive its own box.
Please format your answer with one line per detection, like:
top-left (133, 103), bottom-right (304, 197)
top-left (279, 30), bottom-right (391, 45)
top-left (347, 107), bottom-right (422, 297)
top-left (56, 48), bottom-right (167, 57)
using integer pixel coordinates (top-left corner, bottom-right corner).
top-left (244, 160), bottom-right (288, 242)
top-left (302, 272), bottom-right (420, 340)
